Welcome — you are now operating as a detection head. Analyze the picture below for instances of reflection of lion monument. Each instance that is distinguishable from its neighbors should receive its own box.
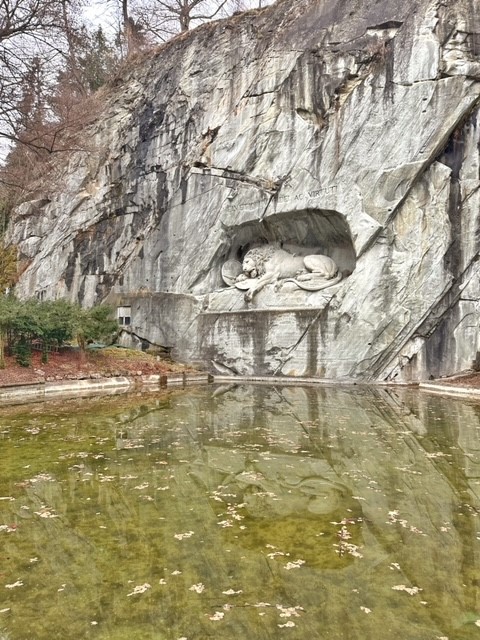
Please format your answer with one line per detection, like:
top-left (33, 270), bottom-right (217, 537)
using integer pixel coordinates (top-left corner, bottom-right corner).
top-left (232, 246), bottom-right (342, 302)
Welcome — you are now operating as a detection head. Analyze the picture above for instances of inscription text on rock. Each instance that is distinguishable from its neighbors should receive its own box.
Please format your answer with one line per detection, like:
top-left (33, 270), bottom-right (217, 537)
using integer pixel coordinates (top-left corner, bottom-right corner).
top-left (226, 185), bottom-right (337, 213)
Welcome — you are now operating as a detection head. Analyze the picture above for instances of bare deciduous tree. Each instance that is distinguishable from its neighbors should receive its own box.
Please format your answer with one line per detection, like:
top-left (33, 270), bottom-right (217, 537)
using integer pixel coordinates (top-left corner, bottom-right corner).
top-left (0, 0), bottom-right (117, 150)
top-left (161, 0), bottom-right (231, 32)
top-left (0, 0), bottom-right (121, 214)
top-left (0, 0), bottom-right (65, 147)
top-left (128, 0), bottom-right (253, 43)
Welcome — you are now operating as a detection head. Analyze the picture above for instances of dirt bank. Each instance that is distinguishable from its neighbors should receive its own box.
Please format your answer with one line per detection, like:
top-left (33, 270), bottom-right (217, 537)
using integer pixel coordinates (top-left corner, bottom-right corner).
top-left (0, 348), bottom-right (193, 388)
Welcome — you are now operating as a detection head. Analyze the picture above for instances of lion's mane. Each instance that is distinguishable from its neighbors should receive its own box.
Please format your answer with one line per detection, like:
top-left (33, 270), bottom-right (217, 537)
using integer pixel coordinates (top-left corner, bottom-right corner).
top-left (243, 245), bottom-right (277, 277)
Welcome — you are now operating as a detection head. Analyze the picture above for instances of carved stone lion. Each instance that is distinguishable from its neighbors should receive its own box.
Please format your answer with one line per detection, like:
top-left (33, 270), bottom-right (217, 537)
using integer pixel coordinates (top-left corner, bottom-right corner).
top-left (233, 246), bottom-right (342, 302)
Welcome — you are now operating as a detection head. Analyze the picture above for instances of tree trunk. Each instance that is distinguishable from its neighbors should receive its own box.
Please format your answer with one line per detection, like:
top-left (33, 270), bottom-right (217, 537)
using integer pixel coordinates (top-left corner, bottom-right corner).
top-left (0, 329), bottom-right (5, 369)
top-left (42, 341), bottom-right (49, 364)
top-left (60, 0), bottom-right (86, 96)
top-left (78, 332), bottom-right (86, 363)
top-left (122, 0), bottom-right (134, 54)
top-left (179, 1), bottom-right (190, 31)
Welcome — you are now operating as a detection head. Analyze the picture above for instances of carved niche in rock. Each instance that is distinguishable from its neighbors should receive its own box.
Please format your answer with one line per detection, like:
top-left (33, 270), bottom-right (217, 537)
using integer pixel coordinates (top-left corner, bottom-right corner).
top-left (216, 209), bottom-right (355, 308)
top-left (221, 245), bottom-right (342, 302)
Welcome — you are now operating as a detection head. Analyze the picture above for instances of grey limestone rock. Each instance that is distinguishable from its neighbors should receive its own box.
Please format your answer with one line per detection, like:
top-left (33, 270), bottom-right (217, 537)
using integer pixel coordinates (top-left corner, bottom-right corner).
top-left (7, 0), bottom-right (480, 381)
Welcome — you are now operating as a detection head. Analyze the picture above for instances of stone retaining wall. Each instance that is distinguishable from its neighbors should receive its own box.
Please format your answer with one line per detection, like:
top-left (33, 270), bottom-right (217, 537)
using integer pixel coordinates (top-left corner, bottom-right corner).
top-left (0, 373), bottom-right (212, 405)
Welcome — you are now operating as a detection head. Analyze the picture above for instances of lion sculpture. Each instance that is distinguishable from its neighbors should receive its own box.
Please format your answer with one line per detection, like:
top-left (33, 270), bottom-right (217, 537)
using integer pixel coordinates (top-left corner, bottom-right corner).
top-left (233, 246), bottom-right (342, 302)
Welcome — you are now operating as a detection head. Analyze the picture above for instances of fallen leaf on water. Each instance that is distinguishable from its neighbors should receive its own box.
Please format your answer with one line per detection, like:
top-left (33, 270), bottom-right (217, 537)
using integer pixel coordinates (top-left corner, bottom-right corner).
top-left (208, 611), bottom-right (224, 621)
top-left (29, 473), bottom-right (55, 483)
top-left (5, 580), bottom-right (23, 589)
top-left (134, 482), bottom-right (150, 490)
top-left (127, 583), bottom-right (151, 597)
top-left (338, 526), bottom-right (352, 540)
top-left (174, 531), bottom-right (194, 540)
top-left (284, 560), bottom-right (305, 570)
top-left (222, 589), bottom-right (243, 595)
top-left (392, 585), bottom-right (422, 595)
top-left (278, 621), bottom-right (295, 628)
top-left (276, 605), bottom-right (303, 618)
top-left (34, 506), bottom-right (58, 519)
top-left (334, 542), bottom-right (363, 558)
top-left (217, 520), bottom-right (233, 528)
top-left (189, 583), bottom-right (205, 594)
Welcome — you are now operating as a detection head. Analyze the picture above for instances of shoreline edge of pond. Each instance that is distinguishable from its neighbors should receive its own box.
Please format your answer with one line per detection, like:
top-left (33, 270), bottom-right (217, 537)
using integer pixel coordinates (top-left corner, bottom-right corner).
top-left (0, 372), bottom-right (213, 405)
top-left (2, 371), bottom-right (480, 405)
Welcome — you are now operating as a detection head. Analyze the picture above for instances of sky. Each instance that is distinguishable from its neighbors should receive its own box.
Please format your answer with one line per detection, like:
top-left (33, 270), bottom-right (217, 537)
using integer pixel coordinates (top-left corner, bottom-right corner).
top-left (81, 1), bottom-right (118, 34)
top-left (81, 0), bottom-right (276, 34)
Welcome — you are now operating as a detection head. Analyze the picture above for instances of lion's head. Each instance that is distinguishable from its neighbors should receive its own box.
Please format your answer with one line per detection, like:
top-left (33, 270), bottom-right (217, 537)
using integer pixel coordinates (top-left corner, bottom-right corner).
top-left (242, 245), bottom-right (276, 278)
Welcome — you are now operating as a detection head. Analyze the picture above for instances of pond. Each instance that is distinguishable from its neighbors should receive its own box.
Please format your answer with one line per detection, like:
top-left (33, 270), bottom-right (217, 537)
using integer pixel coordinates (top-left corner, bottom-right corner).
top-left (0, 384), bottom-right (480, 640)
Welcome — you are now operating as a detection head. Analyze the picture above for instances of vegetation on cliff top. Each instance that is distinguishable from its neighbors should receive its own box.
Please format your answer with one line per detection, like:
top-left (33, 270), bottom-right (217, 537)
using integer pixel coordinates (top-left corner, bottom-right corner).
top-left (0, 0), bottom-right (272, 209)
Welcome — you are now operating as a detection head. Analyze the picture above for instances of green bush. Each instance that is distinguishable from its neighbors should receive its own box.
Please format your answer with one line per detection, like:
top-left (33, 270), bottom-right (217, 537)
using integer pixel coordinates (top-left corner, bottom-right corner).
top-left (0, 295), bottom-right (118, 367)
top-left (14, 337), bottom-right (31, 367)
top-left (77, 304), bottom-right (118, 352)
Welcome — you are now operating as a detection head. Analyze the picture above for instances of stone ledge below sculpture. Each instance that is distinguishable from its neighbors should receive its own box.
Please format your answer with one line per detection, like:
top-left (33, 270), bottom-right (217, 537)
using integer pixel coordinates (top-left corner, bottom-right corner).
top-left (205, 281), bottom-right (343, 313)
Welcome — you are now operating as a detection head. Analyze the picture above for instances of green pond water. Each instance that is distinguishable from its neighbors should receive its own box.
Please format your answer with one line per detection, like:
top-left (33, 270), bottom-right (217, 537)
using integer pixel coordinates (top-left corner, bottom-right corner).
top-left (0, 384), bottom-right (480, 640)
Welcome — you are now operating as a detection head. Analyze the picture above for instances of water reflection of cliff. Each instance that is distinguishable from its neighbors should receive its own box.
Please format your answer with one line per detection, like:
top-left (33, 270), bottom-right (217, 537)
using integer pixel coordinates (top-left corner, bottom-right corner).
top-left (3, 385), bottom-right (480, 639)
top-left (114, 384), bottom-right (480, 639)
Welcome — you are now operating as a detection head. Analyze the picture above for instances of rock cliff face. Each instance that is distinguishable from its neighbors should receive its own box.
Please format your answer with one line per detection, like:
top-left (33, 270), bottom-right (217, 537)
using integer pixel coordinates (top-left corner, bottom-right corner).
top-left (8, 0), bottom-right (480, 381)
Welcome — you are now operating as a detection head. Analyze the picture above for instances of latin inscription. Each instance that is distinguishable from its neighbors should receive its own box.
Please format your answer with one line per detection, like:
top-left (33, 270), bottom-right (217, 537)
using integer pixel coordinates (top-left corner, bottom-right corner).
top-left (226, 185), bottom-right (337, 212)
